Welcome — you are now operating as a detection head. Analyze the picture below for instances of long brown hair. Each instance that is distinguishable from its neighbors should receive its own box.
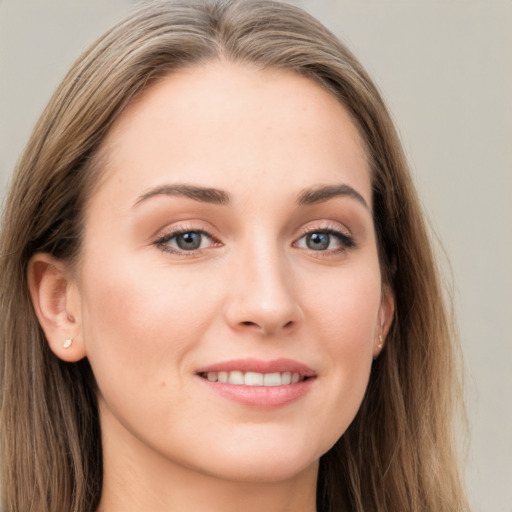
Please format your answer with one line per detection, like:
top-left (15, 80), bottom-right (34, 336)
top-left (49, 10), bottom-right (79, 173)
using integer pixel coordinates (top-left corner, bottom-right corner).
top-left (0, 1), bottom-right (468, 510)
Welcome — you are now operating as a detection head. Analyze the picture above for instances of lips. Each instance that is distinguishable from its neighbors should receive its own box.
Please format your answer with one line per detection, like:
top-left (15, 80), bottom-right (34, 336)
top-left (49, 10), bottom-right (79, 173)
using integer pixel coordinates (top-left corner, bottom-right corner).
top-left (196, 358), bottom-right (316, 408)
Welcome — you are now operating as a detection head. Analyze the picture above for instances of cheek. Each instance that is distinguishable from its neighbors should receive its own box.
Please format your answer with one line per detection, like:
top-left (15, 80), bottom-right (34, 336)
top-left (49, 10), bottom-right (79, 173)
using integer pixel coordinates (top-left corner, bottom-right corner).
top-left (302, 265), bottom-right (381, 437)
top-left (77, 253), bottom-right (224, 387)
top-left (306, 262), bottom-right (382, 349)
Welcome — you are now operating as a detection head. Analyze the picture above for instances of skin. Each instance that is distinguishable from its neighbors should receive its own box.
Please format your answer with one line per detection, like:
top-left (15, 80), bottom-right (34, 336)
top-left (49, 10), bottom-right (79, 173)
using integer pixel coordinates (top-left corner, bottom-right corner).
top-left (29, 62), bottom-right (393, 512)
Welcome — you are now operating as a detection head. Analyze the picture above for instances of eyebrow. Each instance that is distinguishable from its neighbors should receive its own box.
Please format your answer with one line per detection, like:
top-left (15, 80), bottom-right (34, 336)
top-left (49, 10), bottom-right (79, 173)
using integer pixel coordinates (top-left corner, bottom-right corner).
top-left (134, 184), bottom-right (230, 207)
top-left (297, 184), bottom-right (369, 209)
top-left (133, 182), bottom-right (368, 210)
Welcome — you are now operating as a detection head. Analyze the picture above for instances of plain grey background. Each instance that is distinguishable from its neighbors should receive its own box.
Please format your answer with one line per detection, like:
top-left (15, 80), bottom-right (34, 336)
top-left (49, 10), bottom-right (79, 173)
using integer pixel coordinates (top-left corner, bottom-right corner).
top-left (1, 1), bottom-right (511, 510)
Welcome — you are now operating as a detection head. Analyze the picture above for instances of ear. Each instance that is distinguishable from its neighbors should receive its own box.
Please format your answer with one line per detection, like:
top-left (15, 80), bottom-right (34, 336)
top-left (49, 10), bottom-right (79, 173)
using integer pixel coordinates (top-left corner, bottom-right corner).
top-left (27, 253), bottom-right (86, 362)
top-left (373, 284), bottom-right (395, 357)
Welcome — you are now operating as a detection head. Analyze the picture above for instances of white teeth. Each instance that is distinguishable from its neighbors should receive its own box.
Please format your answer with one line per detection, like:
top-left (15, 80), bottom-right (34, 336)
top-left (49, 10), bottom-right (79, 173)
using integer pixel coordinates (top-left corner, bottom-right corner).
top-left (204, 371), bottom-right (303, 386)
top-left (244, 372), bottom-right (264, 386)
top-left (263, 372), bottom-right (282, 386)
top-left (281, 372), bottom-right (291, 385)
top-left (228, 370), bottom-right (244, 385)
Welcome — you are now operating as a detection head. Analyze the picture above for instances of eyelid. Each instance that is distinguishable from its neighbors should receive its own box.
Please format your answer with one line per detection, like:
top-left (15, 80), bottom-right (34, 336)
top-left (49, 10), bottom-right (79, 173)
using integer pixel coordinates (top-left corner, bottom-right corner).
top-left (151, 219), bottom-right (356, 257)
top-left (295, 220), bottom-right (353, 240)
top-left (153, 223), bottom-right (222, 256)
top-left (293, 221), bottom-right (356, 253)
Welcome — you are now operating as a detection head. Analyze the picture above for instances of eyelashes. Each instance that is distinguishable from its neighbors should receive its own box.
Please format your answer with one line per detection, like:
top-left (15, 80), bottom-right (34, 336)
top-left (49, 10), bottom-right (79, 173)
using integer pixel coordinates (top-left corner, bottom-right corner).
top-left (293, 228), bottom-right (356, 253)
top-left (153, 223), bottom-right (356, 257)
top-left (154, 226), bottom-right (220, 256)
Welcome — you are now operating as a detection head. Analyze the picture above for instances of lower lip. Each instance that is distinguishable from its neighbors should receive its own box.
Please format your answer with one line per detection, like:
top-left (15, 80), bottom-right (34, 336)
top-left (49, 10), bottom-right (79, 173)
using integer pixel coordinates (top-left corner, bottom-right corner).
top-left (198, 377), bottom-right (315, 408)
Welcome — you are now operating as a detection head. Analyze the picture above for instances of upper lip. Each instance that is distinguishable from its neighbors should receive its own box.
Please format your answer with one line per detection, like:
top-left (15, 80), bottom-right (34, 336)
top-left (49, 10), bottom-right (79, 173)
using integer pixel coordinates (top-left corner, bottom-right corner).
top-left (195, 358), bottom-right (316, 378)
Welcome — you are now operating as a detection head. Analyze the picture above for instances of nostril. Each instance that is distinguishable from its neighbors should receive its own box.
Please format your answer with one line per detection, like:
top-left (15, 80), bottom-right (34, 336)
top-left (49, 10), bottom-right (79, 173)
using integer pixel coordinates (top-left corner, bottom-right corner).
top-left (239, 319), bottom-right (295, 332)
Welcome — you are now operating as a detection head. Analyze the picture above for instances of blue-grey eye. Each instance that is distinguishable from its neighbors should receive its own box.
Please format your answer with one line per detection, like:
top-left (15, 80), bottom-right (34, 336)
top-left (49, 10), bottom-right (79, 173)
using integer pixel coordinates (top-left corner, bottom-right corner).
top-left (175, 231), bottom-right (203, 250)
top-left (306, 232), bottom-right (330, 250)
top-left (295, 229), bottom-right (354, 252)
top-left (155, 228), bottom-right (218, 255)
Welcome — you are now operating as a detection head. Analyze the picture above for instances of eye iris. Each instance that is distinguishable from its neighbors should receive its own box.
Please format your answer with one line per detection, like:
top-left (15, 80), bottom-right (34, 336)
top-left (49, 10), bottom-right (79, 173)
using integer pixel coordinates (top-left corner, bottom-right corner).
top-left (306, 232), bottom-right (330, 250)
top-left (176, 232), bottom-right (202, 250)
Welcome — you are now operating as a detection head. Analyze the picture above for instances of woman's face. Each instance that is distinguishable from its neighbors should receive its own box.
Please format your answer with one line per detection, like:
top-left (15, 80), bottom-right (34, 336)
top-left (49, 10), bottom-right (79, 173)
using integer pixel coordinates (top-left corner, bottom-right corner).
top-left (72, 63), bottom-right (392, 484)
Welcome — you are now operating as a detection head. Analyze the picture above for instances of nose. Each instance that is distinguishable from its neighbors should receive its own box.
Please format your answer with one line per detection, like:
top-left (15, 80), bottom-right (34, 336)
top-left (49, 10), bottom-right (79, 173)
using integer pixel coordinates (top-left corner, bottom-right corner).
top-left (224, 242), bottom-right (303, 337)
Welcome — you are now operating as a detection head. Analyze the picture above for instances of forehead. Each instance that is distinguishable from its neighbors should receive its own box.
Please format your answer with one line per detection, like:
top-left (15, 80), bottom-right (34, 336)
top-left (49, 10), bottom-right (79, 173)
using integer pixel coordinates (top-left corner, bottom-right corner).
top-left (91, 62), bottom-right (371, 210)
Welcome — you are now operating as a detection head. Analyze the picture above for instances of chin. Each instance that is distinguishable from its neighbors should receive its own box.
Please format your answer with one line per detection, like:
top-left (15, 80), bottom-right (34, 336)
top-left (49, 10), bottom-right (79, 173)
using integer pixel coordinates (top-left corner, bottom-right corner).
top-left (183, 428), bottom-right (334, 484)
top-left (200, 451), bottom-right (321, 484)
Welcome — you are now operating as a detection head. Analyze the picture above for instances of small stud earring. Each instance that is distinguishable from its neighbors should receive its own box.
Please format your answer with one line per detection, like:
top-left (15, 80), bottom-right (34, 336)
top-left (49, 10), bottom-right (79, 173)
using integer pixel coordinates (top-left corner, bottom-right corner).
top-left (63, 338), bottom-right (73, 349)
top-left (377, 334), bottom-right (383, 349)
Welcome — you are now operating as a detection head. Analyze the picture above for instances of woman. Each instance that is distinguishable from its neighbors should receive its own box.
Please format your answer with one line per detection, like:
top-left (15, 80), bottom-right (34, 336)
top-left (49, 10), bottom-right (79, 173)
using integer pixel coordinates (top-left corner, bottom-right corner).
top-left (0, 1), bottom-right (469, 511)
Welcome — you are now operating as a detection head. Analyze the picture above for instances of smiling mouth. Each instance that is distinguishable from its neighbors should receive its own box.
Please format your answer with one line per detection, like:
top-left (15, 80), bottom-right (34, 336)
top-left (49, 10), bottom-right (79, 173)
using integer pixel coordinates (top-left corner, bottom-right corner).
top-left (196, 359), bottom-right (316, 407)
top-left (198, 371), bottom-right (310, 386)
